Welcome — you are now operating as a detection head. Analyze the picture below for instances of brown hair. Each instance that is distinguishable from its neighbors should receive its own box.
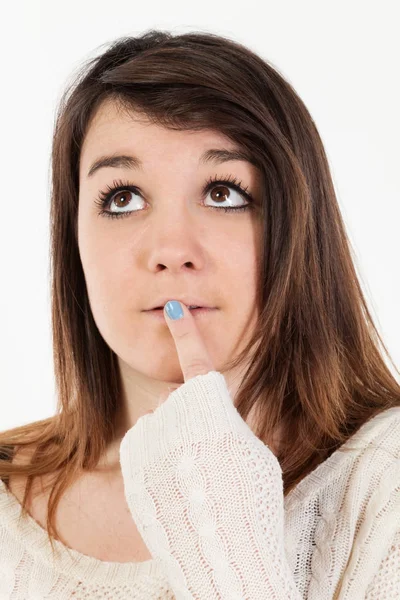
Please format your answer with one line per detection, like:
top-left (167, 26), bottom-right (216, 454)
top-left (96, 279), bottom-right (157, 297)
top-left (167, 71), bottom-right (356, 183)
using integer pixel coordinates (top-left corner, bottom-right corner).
top-left (1, 28), bottom-right (399, 558)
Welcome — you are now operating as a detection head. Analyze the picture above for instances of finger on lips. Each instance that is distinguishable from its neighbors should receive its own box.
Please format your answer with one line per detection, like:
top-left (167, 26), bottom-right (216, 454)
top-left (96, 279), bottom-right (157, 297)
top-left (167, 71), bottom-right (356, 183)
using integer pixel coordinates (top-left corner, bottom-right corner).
top-left (163, 300), bottom-right (214, 383)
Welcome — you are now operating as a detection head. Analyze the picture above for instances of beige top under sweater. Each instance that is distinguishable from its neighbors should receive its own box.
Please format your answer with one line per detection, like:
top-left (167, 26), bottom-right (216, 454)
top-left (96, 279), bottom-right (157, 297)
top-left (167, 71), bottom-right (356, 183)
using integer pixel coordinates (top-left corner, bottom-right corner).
top-left (0, 371), bottom-right (399, 599)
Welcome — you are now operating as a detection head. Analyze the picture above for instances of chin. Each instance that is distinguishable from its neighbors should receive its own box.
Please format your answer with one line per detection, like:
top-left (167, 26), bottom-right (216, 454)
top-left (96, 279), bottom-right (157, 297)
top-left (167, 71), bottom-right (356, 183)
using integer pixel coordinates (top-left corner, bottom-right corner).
top-left (118, 354), bottom-right (186, 385)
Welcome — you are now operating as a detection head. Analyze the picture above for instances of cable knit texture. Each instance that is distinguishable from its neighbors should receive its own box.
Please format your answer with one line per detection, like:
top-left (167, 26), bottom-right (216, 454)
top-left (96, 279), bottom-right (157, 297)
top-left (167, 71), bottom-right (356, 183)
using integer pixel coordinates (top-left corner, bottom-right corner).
top-left (0, 370), bottom-right (399, 598)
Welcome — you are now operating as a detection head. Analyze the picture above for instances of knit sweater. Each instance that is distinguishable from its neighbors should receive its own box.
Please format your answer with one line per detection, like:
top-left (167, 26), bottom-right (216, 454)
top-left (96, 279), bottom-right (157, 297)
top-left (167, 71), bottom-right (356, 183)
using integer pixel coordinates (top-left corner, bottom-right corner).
top-left (0, 371), bottom-right (399, 599)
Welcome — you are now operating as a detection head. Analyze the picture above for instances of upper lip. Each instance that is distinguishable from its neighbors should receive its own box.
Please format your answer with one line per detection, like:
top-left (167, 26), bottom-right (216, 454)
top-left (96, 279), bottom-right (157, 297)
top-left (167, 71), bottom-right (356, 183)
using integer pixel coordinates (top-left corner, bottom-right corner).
top-left (144, 296), bottom-right (216, 310)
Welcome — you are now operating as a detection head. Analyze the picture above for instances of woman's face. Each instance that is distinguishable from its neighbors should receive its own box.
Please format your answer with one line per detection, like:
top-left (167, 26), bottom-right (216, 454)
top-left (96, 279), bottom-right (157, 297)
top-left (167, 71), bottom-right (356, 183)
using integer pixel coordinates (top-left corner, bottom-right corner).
top-left (78, 99), bottom-right (263, 385)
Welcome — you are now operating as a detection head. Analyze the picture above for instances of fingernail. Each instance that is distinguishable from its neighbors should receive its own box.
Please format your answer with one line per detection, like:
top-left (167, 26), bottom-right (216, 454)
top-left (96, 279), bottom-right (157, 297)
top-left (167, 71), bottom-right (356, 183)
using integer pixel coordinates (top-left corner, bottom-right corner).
top-left (165, 300), bottom-right (184, 320)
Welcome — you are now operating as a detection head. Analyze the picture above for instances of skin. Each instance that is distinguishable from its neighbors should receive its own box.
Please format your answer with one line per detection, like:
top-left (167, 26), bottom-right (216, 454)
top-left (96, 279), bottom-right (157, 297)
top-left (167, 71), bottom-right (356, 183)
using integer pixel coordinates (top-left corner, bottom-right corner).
top-left (77, 98), bottom-right (267, 468)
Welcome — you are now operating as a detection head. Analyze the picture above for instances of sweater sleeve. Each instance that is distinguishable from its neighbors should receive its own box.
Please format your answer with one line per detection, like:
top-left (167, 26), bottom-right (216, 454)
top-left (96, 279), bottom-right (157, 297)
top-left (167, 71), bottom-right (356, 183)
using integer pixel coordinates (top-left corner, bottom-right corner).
top-left (119, 370), bottom-right (302, 599)
top-left (364, 529), bottom-right (400, 599)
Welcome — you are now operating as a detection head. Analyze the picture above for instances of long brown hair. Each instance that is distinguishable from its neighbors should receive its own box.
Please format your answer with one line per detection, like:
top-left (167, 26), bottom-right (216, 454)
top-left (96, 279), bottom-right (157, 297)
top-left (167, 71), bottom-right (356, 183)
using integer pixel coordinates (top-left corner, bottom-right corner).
top-left (1, 29), bottom-right (399, 558)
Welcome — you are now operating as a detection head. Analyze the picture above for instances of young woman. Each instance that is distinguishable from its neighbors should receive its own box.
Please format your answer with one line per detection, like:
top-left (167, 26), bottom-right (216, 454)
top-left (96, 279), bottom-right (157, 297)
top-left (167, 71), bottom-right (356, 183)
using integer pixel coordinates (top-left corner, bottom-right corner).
top-left (0, 29), bottom-right (399, 599)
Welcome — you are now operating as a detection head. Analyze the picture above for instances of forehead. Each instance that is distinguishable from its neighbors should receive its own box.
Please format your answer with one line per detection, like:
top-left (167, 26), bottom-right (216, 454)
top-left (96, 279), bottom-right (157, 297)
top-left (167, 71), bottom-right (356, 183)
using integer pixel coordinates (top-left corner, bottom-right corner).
top-left (80, 99), bottom-right (246, 173)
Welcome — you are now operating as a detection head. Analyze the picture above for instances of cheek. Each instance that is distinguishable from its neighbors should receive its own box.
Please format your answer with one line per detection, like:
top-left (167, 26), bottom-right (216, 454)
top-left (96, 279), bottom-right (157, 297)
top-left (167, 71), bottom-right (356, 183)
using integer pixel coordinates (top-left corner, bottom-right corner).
top-left (79, 220), bottom-right (121, 282)
top-left (223, 241), bottom-right (260, 338)
top-left (225, 242), bottom-right (259, 300)
top-left (78, 238), bottom-right (128, 331)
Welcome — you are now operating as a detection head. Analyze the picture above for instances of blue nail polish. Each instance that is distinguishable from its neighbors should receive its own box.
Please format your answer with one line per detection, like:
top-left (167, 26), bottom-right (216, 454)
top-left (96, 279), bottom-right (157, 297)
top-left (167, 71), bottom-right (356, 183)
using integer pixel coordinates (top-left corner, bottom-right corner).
top-left (165, 300), bottom-right (184, 320)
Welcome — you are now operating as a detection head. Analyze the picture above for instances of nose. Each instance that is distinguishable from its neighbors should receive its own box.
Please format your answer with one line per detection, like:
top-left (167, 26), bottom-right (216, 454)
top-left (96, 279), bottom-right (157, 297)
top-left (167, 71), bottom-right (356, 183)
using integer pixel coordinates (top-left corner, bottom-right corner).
top-left (144, 203), bottom-right (205, 273)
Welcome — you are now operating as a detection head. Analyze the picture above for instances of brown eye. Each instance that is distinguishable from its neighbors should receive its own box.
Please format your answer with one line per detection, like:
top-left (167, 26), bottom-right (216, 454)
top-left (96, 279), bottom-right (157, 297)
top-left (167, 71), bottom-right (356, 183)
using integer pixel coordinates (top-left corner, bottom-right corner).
top-left (113, 191), bottom-right (133, 208)
top-left (106, 189), bottom-right (144, 215)
top-left (206, 184), bottom-right (249, 210)
top-left (210, 185), bottom-right (230, 203)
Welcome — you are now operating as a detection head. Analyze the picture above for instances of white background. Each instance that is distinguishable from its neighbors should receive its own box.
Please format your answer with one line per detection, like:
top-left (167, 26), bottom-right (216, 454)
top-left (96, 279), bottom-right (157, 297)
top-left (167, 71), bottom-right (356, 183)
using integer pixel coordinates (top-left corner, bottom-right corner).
top-left (0, 0), bottom-right (399, 430)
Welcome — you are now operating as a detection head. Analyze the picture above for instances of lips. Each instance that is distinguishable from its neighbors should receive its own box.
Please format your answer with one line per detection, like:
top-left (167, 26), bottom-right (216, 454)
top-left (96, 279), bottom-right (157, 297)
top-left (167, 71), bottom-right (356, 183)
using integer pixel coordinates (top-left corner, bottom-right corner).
top-left (145, 298), bottom-right (215, 311)
top-left (152, 305), bottom-right (202, 310)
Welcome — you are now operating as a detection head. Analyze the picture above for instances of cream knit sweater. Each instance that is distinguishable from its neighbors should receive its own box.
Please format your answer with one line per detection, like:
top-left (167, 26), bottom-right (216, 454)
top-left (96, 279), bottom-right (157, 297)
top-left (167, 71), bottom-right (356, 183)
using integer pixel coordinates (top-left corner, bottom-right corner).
top-left (0, 371), bottom-right (399, 599)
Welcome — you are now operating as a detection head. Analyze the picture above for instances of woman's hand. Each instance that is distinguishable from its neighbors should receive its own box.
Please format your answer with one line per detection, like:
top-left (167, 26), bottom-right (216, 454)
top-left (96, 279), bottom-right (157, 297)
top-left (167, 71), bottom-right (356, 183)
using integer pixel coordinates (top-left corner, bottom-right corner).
top-left (163, 300), bottom-right (215, 383)
top-left (144, 300), bottom-right (217, 413)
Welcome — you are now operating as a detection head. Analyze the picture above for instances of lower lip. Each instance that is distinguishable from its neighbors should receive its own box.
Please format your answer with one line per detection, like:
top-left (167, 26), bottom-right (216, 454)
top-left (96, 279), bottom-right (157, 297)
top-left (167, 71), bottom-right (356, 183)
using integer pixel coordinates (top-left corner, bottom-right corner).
top-left (144, 307), bottom-right (217, 321)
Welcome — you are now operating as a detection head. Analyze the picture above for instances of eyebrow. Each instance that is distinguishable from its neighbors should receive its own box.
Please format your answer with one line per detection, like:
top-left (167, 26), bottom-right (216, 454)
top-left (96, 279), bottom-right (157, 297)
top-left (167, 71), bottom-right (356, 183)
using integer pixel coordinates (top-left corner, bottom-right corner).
top-left (87, 148), bottom-right (258, 178)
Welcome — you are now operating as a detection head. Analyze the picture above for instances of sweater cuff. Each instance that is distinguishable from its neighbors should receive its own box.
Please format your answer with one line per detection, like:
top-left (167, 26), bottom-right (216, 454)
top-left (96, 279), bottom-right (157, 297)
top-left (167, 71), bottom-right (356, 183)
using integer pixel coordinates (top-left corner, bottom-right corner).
top-left (119, 370), bottom-right (261, 471)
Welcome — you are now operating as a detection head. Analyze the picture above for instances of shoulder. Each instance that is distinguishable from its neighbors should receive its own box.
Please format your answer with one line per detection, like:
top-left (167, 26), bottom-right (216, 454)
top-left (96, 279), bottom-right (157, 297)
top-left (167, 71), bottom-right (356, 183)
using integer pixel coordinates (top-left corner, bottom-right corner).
top-left (346, 406), bottom-right (400, 460)
top-left (346, 408), bottom-right (400, 508)
top-left (348, 407), bottom-right (400, 486)
top-left (364, 406), bottom-right (400, 457)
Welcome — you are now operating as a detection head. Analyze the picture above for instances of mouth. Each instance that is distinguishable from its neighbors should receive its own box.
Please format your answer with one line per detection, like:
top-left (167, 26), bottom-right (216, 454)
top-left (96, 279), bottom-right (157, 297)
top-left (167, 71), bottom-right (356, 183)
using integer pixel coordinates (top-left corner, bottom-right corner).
top-left (151, 305), bottom-right (206, 311)
top-left (145, 306), bottom-right (218, 318)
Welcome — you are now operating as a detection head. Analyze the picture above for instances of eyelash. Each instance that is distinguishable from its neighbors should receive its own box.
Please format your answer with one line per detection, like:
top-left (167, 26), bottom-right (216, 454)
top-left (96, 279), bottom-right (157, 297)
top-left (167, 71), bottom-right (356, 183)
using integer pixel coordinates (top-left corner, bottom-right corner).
top-left (93, 173), bottom-right (255, 220)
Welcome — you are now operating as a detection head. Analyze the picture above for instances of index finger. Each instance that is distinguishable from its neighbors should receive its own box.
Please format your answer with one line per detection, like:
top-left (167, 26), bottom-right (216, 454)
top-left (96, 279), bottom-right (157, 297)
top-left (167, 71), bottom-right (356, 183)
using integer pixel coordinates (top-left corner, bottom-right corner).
top-left (164, 301), bottom-right (215, 383)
